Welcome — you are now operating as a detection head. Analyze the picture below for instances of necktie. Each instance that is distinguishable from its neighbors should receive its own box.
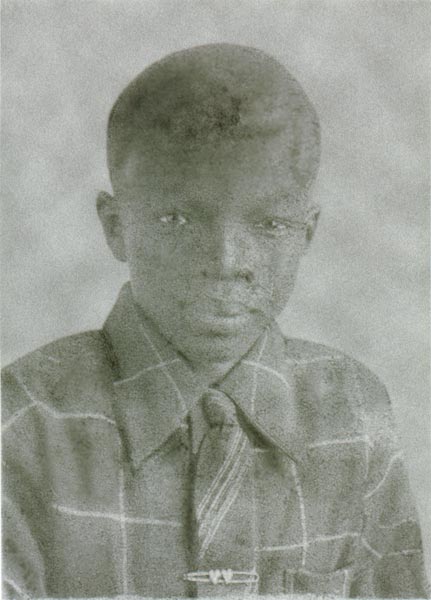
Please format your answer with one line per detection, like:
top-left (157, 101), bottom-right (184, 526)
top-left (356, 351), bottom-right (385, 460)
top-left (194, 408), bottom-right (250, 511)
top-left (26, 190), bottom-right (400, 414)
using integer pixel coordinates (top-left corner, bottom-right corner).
top-left (185, 389), bottom-right (258, 595)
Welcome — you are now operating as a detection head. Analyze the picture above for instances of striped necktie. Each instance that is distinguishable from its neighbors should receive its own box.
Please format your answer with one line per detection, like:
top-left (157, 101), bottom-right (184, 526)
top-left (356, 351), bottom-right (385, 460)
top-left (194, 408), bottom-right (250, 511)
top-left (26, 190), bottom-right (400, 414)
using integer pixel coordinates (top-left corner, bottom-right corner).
top-left (185, 389), bottom-right (258, 595)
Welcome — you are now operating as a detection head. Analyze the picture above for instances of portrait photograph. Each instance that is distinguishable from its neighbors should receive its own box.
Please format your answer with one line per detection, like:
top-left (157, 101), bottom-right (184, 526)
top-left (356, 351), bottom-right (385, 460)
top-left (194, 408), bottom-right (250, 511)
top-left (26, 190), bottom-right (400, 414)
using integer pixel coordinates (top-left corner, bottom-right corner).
top-left (2, 1), bottom-right (430, 598)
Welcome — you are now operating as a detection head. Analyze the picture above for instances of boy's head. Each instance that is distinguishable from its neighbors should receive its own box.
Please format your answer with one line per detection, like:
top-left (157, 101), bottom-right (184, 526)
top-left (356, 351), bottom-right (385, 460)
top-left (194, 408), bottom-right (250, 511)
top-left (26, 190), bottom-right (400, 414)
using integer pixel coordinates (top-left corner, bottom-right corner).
top-left (98, 44), bottom-right (321, 368)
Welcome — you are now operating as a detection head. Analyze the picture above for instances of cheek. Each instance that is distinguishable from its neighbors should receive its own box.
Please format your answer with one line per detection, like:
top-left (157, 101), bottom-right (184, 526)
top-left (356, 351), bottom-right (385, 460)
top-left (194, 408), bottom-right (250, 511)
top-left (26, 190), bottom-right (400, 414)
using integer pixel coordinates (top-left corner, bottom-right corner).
top-left (125, 227), bottom-right (180, 275)
top-left (125, 229), bottom-right (196, 308)
top-left (126, 228), bottom-right (215, 283)
top-left (262, 247), bottom-right (304, 308)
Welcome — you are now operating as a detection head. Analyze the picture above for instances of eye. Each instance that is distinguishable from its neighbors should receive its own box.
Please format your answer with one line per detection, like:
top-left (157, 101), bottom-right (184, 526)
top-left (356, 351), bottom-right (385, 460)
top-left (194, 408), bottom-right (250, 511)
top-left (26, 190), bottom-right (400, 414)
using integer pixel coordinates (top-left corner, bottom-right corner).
top-left (256, 218), bottom-right (290, 236)
top-left (255, 218), bottom-right (306, 237)
top-left (159, 213), bottom-right (188, 226)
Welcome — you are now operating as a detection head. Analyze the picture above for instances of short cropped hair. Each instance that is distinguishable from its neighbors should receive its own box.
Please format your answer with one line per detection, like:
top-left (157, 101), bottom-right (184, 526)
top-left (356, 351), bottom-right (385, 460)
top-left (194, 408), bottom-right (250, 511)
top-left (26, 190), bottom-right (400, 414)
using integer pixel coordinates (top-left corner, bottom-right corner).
top-left (107, 44), bottom-right (321, 189)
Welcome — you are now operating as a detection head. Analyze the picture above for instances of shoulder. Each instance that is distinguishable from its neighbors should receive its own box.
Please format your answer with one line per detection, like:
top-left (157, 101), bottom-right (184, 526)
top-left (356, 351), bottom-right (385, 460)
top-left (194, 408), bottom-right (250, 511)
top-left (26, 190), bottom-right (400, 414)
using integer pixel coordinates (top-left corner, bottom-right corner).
top-left (2, 331), bottom-right (116, 428)
top-left (282, 336), bottom-right (399, 453)
top-left (283, 336), bottom-right (346, 363)
top-left (282, 335), bottom-right (392, 416)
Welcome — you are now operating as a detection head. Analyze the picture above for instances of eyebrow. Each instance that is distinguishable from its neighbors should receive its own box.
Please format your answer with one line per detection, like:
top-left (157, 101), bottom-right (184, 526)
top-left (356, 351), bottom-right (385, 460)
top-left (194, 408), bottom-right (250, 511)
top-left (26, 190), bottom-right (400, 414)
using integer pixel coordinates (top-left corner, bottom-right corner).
top-left (155, 188), bottom-right (305, 205)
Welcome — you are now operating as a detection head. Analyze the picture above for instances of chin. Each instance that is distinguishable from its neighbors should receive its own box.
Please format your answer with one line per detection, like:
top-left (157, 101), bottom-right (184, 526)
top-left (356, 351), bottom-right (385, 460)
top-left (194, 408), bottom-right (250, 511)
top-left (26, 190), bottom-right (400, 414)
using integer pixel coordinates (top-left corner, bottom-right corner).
top-left (181, 330), bottom-right (258, 366)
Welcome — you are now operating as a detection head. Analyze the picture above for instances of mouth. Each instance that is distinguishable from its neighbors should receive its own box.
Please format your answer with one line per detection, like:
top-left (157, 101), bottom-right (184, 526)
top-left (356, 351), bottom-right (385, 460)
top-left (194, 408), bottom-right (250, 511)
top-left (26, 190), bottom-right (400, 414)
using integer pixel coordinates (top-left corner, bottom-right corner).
top-left (180, 290), bottom-right (264, 335)
top-left (189, 303), bottom-right (257, 336)
top-left (195, 316), bottom-right (251, 337)
top-left (210, 305), bottom-right (246, 317)
top-left (193, 293), bottom-right (255, 311)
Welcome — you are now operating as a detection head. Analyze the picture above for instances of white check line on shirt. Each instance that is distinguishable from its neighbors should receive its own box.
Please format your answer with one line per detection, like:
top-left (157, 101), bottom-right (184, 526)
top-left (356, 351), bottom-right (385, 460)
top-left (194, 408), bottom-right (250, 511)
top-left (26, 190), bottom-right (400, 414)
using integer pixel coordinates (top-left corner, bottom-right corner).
top-left (35, 399), bottom-right (116, 425)
top-left (3, 576), bottom-right (31, 600)
top-left (364, 451), bottom-right (403, 500)
top-left (386, 549), bottom-right (422, 557)
top-left (2, 402), bottom-right (37, 432)
top-left (118, 466), bottom-right (128, 595)
top-left (52, 503), bottom-right (182, 527)
top-left (113, 359), bottom-right (181, 385)
top-left (249, 330), bottom-right (268, 415)
top-left (378, 518), bottom-right (417, 529)
top-left (247, 460), bottom-right (259, 595)
top-left (314, 531), bottom-right (360, 543)
top-left (361, 537), bottom-right (382, 559)
top-left (342, 569), bottom-right (350, 597)
top-left (35, 401), bottom-right (117, 425)
top-left (258, 542), bottom-right (304, 552)
top-left (139, 325), bottom-right (187, 414)
top-left (243, 361), bottom-right (291, 394)
top-left (290, 462), bottom-right (308, 567)
top-left (361, 539), bottom-right (421, 561)
top-left (5, 376), bottom-right (116, 427)
top-left (258, 531), bottom-right (360, 552)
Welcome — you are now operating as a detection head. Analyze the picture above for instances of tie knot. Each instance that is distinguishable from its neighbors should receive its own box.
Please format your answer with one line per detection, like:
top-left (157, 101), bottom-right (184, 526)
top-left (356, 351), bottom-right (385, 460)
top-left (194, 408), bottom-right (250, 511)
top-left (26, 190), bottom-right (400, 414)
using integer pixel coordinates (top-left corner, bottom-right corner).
top-left (201, 389), bottom-right (238, 427)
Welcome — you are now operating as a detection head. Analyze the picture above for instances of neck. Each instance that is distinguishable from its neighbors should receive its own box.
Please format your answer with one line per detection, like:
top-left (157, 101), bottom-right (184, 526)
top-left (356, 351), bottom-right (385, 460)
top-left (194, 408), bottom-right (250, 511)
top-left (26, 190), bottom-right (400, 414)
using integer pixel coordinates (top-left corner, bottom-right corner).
top-left (191, 359), bottom-right (237, 387)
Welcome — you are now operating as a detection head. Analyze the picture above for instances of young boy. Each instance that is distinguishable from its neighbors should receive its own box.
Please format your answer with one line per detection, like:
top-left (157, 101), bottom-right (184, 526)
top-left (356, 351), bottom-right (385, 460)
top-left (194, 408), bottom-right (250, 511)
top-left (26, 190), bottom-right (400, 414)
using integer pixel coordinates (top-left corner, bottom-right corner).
top-left (2, 44), bottom-right (428, 598)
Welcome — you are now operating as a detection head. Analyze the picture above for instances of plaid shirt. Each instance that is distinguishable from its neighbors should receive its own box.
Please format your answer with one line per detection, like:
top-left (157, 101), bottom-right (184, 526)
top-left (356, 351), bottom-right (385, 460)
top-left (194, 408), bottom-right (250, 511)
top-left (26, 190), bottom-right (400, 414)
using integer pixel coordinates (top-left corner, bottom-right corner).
top-left (2, 283), bottom-right (428, 598)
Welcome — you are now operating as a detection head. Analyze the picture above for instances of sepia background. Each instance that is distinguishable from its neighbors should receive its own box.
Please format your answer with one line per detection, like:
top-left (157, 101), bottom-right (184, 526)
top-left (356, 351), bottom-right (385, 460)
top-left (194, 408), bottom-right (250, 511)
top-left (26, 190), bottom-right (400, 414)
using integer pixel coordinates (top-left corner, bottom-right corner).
top-left (2, 0), bottom-right (430, 579)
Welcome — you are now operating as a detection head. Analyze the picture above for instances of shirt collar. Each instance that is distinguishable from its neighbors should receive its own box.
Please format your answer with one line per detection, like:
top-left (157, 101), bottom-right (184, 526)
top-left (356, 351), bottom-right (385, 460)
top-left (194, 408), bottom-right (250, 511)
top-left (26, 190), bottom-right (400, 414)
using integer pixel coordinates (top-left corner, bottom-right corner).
top-left (103, 283), bottom-right (305, 469)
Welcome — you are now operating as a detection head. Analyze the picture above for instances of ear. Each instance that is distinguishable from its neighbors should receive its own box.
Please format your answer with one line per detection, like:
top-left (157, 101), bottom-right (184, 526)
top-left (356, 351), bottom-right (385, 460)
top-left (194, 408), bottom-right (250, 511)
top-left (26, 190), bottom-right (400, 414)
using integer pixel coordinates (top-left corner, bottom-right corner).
top-left (304, 204), bottom-right (320, 247)
top-left (96, 191), bottom-right (128, 263)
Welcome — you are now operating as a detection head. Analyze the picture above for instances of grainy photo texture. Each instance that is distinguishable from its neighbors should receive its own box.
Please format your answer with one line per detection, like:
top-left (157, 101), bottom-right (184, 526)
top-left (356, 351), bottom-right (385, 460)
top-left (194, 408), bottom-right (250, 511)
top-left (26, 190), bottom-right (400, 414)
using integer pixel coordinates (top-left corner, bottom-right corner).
top-left (2, 1), bottom-right (430, 599)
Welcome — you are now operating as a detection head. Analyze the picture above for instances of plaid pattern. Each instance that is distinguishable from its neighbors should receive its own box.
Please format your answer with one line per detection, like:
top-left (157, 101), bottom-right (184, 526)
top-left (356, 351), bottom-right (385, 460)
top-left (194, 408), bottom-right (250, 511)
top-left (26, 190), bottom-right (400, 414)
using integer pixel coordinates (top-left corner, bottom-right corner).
top-left (2, 283), bottom-right (429, 598)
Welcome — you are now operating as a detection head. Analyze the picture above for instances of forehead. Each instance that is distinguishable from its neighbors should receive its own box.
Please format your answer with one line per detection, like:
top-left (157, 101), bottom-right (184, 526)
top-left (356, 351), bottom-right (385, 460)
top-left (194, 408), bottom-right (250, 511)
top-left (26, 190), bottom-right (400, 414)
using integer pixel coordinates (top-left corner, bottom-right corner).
top-left (120, 133), bottom-right (311, 209)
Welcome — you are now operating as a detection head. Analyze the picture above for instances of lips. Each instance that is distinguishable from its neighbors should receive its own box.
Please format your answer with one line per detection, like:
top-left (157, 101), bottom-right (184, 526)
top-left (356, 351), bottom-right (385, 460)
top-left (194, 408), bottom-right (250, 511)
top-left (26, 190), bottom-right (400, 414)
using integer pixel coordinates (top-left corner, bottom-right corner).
top-left (185, 301), bottom-right (252, 335)
top-left (197, 302), bottom-right (249, 319)
top-left (195, 294), bottom-right (254, 312)
top-left (210, 305), bottom-right (245, 317)
top-left (180, 289), bottom-right (262, 333)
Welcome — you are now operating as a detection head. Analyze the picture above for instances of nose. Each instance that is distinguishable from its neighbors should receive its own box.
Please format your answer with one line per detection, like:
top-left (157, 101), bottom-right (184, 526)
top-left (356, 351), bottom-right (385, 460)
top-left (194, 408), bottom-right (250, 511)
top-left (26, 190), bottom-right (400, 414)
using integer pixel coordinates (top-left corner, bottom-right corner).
top-left (201, 222), bottom-right (254, 283)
